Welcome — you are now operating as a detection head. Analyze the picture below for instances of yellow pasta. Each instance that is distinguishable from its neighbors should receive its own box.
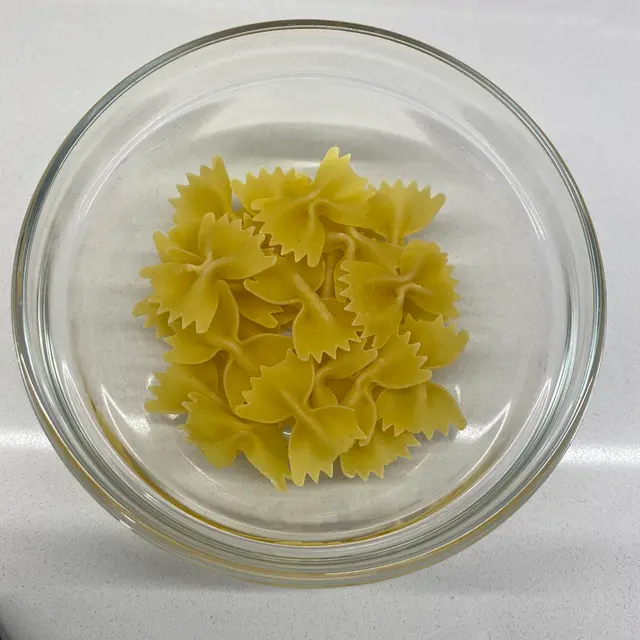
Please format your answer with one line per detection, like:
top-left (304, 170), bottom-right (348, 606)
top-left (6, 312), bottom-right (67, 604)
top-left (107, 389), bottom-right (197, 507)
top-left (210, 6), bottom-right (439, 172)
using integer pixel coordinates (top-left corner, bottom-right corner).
top-left (311, 342), bottom-right (378, 408)
top-left (340, 240), bottom-right (459, 348)
top-left (245, 254), bottom-right (360, 362)
top-left (229, 283), bottom-right (282, 329)
top-left (252, 147), bottom-right (372, 267)
top-left (237, 316), bottom-right (276, 341)
top-left (376, 316), bottom-right (468, 438)
top-left (326, 225), bottom-right (403, 270)
top-left (165, 280), bottom-right (293, 411)
top-left (169, 156), bottom-right (236, 253)
top-left (185, 391), bottom-right (290, 490)
top-left (273, 304), bottom-right (299, 329)
top-left (367, 180), bottom-right (445, 245)
top-left (377, 381), bottom-right (466, 439)
top-left (145, 360), bottom-right (220, 414)
top-left (136, 150), bottom-right (468, 488)
top-left (132, 297), bottom-right (173, 339)
top-left (232, 167), bottom-right (311, 214)
top-left (235, 350), bottom-right (363, 486)
top-left (141, 214), bottom-right (276, 333)
top-left (334, 330), bottom-right (431, 440)
top-left (234, 303), bottom-right (299, 340)
top-left (324, 224), bottom-right (403, 300)
top-left (340, 424), bottom-right (420, 480)
top-left (402, 315), bottom-right (469, 369)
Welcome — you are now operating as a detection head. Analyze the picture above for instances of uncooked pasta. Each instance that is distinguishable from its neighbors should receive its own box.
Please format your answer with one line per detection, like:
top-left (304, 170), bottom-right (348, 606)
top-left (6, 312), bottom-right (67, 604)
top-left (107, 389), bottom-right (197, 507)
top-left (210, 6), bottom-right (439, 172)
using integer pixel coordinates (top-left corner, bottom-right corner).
top-left (136, 148), bottom-right (468, 489)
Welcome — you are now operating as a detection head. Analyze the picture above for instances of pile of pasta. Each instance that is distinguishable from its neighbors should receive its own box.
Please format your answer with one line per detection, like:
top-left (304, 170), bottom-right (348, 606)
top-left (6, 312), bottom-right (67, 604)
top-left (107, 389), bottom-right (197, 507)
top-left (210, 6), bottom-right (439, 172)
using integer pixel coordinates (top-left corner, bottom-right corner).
top-left (134, 148), bottom-right (468, 489)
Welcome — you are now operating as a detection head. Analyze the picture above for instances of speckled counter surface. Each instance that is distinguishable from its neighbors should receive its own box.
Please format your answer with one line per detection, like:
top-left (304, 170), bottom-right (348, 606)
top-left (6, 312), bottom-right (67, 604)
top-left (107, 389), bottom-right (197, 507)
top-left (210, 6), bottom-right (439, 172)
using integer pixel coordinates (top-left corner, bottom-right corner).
top-left (1, 1), bottom-right (638, 638)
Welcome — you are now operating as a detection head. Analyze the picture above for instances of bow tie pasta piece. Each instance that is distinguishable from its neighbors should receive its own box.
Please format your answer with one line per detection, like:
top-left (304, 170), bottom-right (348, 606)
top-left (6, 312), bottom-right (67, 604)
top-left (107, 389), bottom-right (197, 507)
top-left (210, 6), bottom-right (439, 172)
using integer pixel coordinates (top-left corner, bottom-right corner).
top-left (421, 382), bottom-right (466, 438)
top-left (197, 213), bottom-right (277, 281)
top-left (232, 167), bottom-right (312, 215)
top-left (331, 331), bottom-right (431, 440)
top-left (235, 351), bottom-right (364, 486)
top-left (141, 214), bottom-right (276, 333)
top-left (340, 262), bottom-right (406, 350)
top-left (244, 253), bottom-right (324, 304)
top-left (145, 360), bottom-right (220, 414)
top-left (380, 317), bottom-right (465, 432)
top-left (168, 156), bottom-right (236, 252)
top-left (164, 279), bottom-right (260, 365)
top-left (165, 318), bottom-right (226, 365)
top-left (245, 254), bottom-right (360, 361)
top-left (340, 425), bottom-right (420, 480)
top-left (133, 298), bottom-right (173, 339)
top-left (324, 225), bottom-right (403, 300)
top-left (402, 315), bottom-right (469, 368)
top-left (340, 240), bottom-right (459, 348)
top-left (184, 392), bottom-right (290, 490)
top-left (367, 180), bottom-right (446, 245)
top-left (311, 342), bottom-right (378, 408)
top-left (377, 382), bottom-right (466, 439)
top-left (223, 333), bottom-right (294, 411)
top-left (400, 241), bottom-right (459, 318)
top-left (252, 147), bottom-right (373, 267)
top-left (151, 229), bottom-right (203, 265)
top-left (168, 324), bottom-right (292, 411)
top-left (325, 225), bottom-right (403, 270)
top-left (366, 330), bottom-right (432, 389)
top-left (294, 298), bottom-right (360, 363)
top-left (376, 316), bottom-right (467, 437)
top-left (164, 280), bottom-right (293, 409)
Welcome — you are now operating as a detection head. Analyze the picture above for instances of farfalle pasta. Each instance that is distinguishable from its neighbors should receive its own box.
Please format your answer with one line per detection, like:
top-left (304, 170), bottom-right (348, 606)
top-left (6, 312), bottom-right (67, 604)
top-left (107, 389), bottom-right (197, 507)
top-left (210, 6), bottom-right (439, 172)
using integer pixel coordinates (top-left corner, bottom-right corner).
top-left (340, 240), bottom-right (459, 348)
top-left (367, 180), bottom-right (446, 244)
top-left (185, 392), bottom-right (290, 490)
top-left (245, 254), bottom-right (360, 362)
top-left (250, 148), bottom-right (372, 267)
top-left (136, 148), bottom-right (468, 488)
top-left (141, 214), bottom-right (275, 333)
top-left (165, 281), bottom-right (293, 411)
top-left (235, 350), bottom-right (363, 486)
top-left (376, 316), bottom-right (468, 438)
top-left (133, 298), bottom-right (173, 339)
top-left (340, 425), bottom-right (420, 480)
top-left (168, 157), bottom-right (237, 252)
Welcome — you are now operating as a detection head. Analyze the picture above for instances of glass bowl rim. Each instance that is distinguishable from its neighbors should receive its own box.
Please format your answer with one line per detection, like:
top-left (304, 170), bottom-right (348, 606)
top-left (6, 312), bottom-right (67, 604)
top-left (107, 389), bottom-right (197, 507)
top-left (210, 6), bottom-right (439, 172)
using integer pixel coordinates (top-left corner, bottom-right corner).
top-left (12, 19), bottom-right (607, 586)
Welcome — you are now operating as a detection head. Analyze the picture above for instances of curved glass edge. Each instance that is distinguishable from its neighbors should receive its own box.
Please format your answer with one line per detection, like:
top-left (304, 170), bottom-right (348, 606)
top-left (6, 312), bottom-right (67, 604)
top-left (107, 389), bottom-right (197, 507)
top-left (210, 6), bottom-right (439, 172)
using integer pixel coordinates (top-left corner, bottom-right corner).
top-left (11, 19), bottom-right (606, 587)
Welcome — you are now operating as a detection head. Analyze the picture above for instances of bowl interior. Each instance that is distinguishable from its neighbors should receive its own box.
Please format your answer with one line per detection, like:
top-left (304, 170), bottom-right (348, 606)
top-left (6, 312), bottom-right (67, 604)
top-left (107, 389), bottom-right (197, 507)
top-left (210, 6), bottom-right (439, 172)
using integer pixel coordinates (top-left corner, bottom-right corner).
top-left (31, 26), bottom-right (594, 547)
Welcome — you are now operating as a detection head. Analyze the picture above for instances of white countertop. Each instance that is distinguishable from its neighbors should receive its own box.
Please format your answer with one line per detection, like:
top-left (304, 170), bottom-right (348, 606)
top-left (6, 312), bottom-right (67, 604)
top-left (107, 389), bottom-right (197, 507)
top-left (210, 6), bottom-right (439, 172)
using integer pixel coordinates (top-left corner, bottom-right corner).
top-left (1, 1), bottom-right (638, 638)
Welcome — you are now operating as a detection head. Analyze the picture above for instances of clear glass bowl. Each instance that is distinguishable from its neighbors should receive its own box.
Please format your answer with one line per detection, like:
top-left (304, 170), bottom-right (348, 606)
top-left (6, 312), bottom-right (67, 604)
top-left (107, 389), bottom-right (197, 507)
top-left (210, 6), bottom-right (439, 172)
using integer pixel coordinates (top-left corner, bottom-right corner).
top-left (12, 21), bottom-right (605, 586)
